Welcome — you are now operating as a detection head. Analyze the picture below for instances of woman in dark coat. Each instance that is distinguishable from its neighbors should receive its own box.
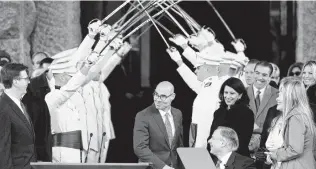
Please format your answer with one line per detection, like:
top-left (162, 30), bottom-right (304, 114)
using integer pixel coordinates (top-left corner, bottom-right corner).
top-left (207, 77), bottom-right (254, 157)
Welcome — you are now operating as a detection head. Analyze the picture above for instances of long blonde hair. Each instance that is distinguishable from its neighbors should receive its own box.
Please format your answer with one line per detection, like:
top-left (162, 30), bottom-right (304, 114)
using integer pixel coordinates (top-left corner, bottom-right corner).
top-left (279, 77), bottom-right (315, 135)
top-left (301, 60), bottom-right (316, 88)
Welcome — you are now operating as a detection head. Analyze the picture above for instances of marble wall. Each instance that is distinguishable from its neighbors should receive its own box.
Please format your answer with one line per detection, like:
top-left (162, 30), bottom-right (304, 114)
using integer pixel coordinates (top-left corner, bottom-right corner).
top-left (0, 1), bottom-right (36, 67)
top-left (297, 1), bottom-right (316, 62)
top-left (0, 1), bottom-right (81, 70)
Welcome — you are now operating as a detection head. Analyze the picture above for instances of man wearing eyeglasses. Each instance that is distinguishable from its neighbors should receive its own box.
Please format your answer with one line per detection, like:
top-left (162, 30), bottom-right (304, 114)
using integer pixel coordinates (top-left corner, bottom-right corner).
top-left (0, 63), bottom-right (36, 169)
top-left (134, 81), bottom-right (184, 169)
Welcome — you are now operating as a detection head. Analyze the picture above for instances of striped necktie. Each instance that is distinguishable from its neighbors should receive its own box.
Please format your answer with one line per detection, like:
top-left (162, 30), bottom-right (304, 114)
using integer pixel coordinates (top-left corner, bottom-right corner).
top-left (164, 113), bottom-right (173, 147)
top-left (255, 90), bottom-right (261, 111)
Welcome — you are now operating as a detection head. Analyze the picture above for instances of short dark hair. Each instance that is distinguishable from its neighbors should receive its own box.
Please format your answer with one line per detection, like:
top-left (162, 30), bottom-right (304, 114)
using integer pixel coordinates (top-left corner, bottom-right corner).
top-left (31, 52), bottom-right (49, 60)
top-left (218, 77), bottom-right (249, 108)
top-left (39, 57), bottom-right (54, 68)
top-left (1, 63), bottom-right (28, 89)
top-left (254, 61), bottom-right (273, 76)
top-left (0, 50), bottom-right (12, 66)
top-left (247, 59), bottom-right (259, 65)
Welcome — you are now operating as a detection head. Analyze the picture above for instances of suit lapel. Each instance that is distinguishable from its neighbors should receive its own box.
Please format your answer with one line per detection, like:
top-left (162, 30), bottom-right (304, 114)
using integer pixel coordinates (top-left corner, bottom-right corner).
top-left (151, 105), bottom-right (171, 147)
top-left (3, 93), bottom-right (34, 135)
top-left (247, 86), bottom-right (256, 115)
top-left (225, 152), bottom-right (236, 169)
top-left (171, 108), bottom-right (180, 149)
top-left (23, 103), bottom-right (36, 139)
top-left (256, 86), bottom-right (272, 118)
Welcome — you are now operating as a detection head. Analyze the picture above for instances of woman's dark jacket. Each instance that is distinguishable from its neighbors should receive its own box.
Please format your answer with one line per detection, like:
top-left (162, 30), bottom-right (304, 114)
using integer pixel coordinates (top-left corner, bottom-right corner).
top-left (208, 104), bottom-right (254, 157)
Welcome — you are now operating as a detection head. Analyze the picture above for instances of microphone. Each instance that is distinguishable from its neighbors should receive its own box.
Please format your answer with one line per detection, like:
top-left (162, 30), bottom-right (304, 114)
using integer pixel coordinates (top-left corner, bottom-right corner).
top-left (98, 132), bottom-right (107, 163)
top-left (84, 133), bottom-right (93, 163)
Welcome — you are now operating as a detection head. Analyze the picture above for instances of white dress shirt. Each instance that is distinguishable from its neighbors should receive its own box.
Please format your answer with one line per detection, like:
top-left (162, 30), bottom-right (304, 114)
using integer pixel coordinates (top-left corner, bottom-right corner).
top-left (218, 151), bottom-right (232, 169)
top-left (159, 109), bottom-right (175, 137)
top-left (253, 85), bottom-right (267, 102)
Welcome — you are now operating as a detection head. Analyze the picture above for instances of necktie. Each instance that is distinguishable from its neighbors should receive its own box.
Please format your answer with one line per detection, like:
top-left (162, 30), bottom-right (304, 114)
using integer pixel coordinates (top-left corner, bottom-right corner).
top-left (20, 102), bottom-right (31, 125)
top-left (255, 90), bottom-right (261, 111)
top-left (215, 159), bottom-right (222, 169)
top-left (164, 113), bottom-right (173, 147)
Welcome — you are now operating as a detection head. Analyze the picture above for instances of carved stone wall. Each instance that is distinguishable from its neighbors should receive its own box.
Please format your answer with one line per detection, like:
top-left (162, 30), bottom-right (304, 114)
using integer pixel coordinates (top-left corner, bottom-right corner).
top-left (0, 1), bottom-right (36, 67)
top-left (0, 1), bottom-right (81, 70)
top-left (296, 1), bottom-right (316, 62)
top-left (31, 1), bottom-right (82, 57)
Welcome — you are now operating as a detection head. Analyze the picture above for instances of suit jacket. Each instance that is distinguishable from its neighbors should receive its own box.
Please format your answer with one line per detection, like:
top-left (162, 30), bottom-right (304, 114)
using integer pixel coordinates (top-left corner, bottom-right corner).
top-left (0, 93), bottom-right (36, 169)
top-left (221, 152), bottom-right (256, 169)
top-left (133, 104), bottom-right (184, 169)
top-left (22, 72), bottom-right (52, 162)
top-left (247, 85), bottom-right (278, 133)
top-left (208, 104), bottom-right (254, 157)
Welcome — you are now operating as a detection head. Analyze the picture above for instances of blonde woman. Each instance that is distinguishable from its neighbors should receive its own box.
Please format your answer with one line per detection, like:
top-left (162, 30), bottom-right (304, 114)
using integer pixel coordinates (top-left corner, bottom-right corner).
top-left (265, 77), bottom-right (316, 169)
top-left (302, 61), bottom-right (316, 89)
top-left (301, 61), bottom-right (316, 120)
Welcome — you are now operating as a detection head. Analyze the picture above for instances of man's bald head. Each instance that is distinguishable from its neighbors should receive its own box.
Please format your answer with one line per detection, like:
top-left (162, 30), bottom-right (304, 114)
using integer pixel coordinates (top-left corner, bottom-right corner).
top-left (156, 81), bottom-right (174, 94)
top-left (154, 81), bottom-right (175, 111)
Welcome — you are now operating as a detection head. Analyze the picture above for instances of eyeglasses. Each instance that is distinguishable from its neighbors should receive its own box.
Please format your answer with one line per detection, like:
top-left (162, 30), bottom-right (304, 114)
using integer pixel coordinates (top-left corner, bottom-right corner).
top-left (153, 91), bottom-right (174, 101)
top-left (17, 76), bottom-right (30, 81)
top-left (289, 71), bottom-right (301, 76)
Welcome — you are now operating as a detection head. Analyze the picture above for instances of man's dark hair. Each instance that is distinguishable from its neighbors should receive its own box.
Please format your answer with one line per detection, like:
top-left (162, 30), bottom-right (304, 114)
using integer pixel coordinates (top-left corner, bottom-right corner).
top-left (31, 52), bottom-right (50, 59)
top-left (39, 57), bottom-right (54, 68)
top-left (0, 50), bottom-right (12, 66)
top-left (1, 63), bottom-right (28, 89)
top-left (248, 59), bottom-right (259, 65)
top-left (254, 61), bottom-right (273, 76)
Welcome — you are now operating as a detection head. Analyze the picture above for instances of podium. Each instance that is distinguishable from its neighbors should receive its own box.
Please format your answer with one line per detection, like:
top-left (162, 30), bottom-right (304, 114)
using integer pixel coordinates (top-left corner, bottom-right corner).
top-left (31, 162), bottom-right (152, 169)
top-left (177, 148), bottom-right (216, 169)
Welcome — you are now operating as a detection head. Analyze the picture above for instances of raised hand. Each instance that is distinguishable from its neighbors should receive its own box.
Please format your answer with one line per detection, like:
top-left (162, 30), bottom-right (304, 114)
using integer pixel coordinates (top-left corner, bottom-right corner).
top-left (88, 19), bottom-right (102, 37)
top-left (169, 34), bottom-right (188, 49)
top-left (99, 24), bottom-right (112, 41)
top-left (117, 42), bottom-right (132, 59)
top-left (231, 39), bottom-right (246, 52)
top-left (248, 134), bottom-right (261, 152)
top-left (166, 46), bottom-right (182, 63)
top-left (109, 37), bottom-right (123, 50)
top-left (86, 52), bottom-right (99, 65)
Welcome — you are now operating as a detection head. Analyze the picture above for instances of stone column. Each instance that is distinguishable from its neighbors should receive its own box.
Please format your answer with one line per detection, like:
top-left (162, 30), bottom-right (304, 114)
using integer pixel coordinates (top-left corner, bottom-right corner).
top-left (0, 1), bottom-right (36, 68)
top-left (296, 1), bottom-right (316, 62)
top-left (31, 1), bottom-right (82, 58)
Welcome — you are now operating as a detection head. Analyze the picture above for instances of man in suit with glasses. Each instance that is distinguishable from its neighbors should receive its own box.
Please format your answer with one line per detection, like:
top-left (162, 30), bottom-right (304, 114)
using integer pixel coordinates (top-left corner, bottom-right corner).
top-left (0, 63), bottom-right (36, 169)
top-left (133, 81), bottom-right (184, 169)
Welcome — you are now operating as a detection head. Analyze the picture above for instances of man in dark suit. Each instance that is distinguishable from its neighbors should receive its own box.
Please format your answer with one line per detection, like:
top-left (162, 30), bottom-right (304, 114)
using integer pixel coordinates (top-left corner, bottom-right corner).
top-left (0, 63), bottom-right (36, 169)
top-left (22, 70), bottom-right (53, 162)
top-left (247, 61), bottom-right (278, 152)
top-left (133, 81), bottom-right (184, 169)
top-left (208, 126), bottom-right (256, 169)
